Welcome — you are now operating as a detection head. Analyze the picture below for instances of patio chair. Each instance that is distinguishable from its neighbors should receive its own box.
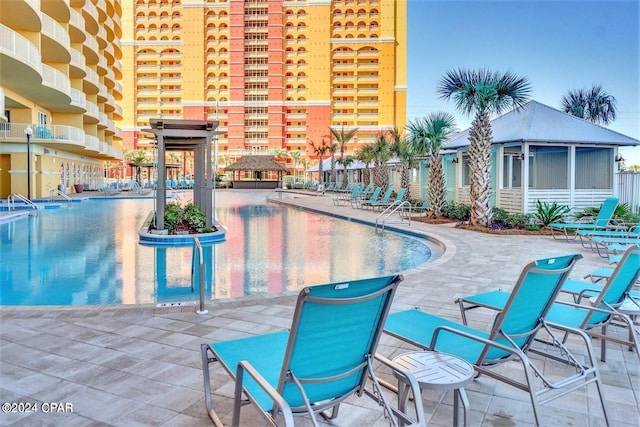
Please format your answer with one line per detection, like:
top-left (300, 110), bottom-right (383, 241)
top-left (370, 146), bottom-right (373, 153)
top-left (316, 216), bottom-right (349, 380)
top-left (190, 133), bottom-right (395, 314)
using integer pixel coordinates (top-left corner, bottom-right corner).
top-left (385, 254), bottom-right (611, 426)
top-left (201, 275), bottom-right (426, 427)
top-left (589, 236), bottom-right (640, 259)
top-left (549, 197), bottom-right (619, 241)
top-left (332, 184), bottom-right (361, 206)
top-left (459, 246), bottom-right (639, 364)
top-left (373, 188), bottom-right (407, 212)
top-left (360, 187), bottom-right (393, 210)
top-left (354, 186), bottom-right (381, 209)
top-left (577, 221), bottom-right (640, 248)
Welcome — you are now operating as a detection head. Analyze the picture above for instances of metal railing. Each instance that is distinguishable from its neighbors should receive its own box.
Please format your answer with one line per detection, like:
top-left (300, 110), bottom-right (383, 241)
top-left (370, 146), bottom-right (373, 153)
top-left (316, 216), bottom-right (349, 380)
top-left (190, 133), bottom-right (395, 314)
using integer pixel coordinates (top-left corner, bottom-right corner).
top-left (192, 237), bottom-right (208, 315)
top-left (375, 200), bottom-right (411, 231)
top-left (8, 194), bottom-right (39, 211)
top-left (49, 189), bottom-right (72, 204)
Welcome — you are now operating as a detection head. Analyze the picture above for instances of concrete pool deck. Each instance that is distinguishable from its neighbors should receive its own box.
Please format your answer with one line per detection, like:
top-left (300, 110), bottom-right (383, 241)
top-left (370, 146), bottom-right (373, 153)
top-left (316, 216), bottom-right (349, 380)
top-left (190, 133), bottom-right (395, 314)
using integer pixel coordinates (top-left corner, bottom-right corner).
top-left (1, 190), bottom-right (638, 426)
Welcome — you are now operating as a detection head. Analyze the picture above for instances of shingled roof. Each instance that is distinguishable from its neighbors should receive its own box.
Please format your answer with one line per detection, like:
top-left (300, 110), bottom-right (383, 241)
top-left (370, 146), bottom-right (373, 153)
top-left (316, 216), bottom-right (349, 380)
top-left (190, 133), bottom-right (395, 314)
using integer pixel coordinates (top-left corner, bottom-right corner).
top-left (224, 155), bottom-right (288, 172)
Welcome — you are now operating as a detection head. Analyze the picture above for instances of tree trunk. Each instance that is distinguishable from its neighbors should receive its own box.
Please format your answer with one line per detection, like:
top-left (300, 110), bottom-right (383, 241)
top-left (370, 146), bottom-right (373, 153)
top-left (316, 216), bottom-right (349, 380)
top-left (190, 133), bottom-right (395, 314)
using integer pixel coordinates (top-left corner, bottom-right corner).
top-left (427, 155), bottom-right (446, 217)
top-left (400, 166), bottom-right (410, 201)
top-left (468, 112), bottom-right (493, 226)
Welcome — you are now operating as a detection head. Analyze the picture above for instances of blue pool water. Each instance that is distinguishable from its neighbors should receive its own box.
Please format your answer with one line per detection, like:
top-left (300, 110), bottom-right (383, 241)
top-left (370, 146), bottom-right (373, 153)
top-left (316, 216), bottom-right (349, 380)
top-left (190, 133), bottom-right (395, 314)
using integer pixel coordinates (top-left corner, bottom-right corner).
top-left (0, 191), bottom-right (434, 306)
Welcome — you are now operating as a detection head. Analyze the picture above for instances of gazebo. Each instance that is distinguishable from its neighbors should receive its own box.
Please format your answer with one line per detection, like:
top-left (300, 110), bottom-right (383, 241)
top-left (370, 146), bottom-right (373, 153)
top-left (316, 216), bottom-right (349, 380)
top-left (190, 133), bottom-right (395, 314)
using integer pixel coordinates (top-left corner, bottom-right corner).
top-left (224, 155), bottom-right (288, 189)
top-left (143, 119), bottom-right (223, 230)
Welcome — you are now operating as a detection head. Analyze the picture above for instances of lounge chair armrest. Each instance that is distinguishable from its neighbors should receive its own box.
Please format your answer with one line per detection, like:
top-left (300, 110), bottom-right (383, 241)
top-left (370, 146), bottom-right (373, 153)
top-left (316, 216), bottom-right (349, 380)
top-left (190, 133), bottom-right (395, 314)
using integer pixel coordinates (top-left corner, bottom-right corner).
top-left (235, 360), bottom-right (294, 427)
top-left (430, 325), bottom-right (528, 362)
top-left (543, 321), bottom-right (593, 343)
top-left (554, 299), bottom-right (630, 317)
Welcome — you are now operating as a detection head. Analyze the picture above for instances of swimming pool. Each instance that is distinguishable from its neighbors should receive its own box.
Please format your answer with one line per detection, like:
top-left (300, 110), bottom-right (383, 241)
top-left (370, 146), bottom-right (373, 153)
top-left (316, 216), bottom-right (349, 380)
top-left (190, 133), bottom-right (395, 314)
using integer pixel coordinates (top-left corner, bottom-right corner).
top-left (0, 191), bottom-right (435, 306)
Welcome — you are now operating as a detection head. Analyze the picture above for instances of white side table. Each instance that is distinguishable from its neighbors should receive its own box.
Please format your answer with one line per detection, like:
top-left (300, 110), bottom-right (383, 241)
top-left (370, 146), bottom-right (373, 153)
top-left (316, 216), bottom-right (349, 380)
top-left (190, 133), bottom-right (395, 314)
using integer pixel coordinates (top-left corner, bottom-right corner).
top-left (393, 351), bottom-right (475, 427)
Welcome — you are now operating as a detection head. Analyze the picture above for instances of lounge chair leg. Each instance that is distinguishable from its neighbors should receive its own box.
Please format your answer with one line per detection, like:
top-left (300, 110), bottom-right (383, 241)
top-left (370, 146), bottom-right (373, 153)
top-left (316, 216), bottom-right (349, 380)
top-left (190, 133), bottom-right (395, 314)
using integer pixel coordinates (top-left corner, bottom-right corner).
top-left (201, 344), bottom-right (225, 427)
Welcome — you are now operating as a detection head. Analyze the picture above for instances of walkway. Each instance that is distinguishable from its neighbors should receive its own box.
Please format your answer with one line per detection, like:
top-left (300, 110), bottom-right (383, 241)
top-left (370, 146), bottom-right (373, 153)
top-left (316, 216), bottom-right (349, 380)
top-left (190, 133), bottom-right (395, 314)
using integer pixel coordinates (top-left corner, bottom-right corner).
top-left (1, 190), bottom-right (638, 426)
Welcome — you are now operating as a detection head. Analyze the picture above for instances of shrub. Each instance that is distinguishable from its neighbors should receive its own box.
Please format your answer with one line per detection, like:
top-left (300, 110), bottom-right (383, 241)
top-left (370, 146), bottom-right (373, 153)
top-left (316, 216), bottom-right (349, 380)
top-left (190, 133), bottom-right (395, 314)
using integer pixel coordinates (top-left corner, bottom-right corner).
top-left (533, 200), bottom-right (570, 226)
top-left (183, 203), bottom-right (206, 230)
top-left (505, 213), bottom-right (531, 229)
top-left (489, 208), bottom-right (532, 230)
top-left (164, 201), bottom-right (183, 231)
top-left (442, 201), bottom-right (470, 222)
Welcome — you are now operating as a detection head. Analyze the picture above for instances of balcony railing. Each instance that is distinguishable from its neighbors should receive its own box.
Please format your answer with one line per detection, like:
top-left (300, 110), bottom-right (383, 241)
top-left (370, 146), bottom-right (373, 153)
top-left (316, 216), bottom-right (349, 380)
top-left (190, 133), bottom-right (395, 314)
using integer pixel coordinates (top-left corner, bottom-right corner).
top-left (41, 64), bottom-right (72, 97)
top-left (0, 24), bottom-right (41, 74)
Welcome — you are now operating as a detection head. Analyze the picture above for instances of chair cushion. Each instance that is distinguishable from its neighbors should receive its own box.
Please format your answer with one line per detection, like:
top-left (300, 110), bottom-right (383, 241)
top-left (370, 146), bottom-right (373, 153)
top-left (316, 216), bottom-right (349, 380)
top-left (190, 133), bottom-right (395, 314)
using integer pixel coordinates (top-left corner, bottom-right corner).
top-left (210, 330), bottom-right (289, 412)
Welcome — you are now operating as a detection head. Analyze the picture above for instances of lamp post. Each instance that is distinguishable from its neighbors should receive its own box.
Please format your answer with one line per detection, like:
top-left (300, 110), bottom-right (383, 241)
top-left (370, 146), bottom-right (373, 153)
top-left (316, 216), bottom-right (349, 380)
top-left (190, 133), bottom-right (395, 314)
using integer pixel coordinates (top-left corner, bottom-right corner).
top-left (25, 125), bottom-right (33, 200)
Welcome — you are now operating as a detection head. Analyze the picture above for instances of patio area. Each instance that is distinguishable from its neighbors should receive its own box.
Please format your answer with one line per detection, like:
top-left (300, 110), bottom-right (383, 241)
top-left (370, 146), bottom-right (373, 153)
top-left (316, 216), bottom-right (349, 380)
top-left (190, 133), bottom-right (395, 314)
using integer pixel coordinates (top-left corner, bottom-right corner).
top-left (0, 190), bottom-right (638, 426)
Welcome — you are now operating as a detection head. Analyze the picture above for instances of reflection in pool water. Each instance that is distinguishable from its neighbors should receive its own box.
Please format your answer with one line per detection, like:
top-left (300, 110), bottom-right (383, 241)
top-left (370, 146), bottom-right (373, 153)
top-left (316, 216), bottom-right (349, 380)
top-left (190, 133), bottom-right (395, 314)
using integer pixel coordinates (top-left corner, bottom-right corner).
top-left (0, 191), bottom-right (434, 306)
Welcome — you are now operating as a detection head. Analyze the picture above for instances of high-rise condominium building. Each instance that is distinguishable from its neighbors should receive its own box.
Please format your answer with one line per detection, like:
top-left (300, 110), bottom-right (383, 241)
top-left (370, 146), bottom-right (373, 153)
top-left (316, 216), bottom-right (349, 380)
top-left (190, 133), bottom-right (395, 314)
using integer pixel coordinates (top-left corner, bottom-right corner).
top-left (120, 0), bottom-right (406, 178)
top-left (0, 0), bottom-right (124, 198)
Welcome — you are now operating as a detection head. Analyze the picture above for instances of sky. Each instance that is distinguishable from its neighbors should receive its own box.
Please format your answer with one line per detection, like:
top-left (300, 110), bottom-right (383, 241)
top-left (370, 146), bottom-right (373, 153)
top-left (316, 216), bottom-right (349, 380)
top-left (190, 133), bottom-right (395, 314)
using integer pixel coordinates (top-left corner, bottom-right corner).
top-left (406, 0), bottom-right (640, 166)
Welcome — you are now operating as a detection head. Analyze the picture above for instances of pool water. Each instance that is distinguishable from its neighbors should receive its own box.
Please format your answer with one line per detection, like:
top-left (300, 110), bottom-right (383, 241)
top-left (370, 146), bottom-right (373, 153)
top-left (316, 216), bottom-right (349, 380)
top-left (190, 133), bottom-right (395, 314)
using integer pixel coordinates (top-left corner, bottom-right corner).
top-left (0, 191), bottom-right (434, 306)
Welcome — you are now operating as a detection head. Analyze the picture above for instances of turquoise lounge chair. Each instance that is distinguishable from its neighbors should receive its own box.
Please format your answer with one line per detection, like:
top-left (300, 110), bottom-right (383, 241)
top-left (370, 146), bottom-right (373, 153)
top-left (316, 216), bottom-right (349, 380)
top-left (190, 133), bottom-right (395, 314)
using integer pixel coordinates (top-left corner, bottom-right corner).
top-left (201, 275), bottom-right (425, 427)
top-left (360, 187), bottom-right (392, 210)
top-left (385, 254), bottom-right (610, 426)
top-left (459, 246), bottom-right (639, 365)
top-left (333, 184), bottom-right (361, 206)
top-left (577, 221), bottom-right (640, 248)
top-left (373, 188), bottom-right (407, 212)
top-left (549, 197), bottom-right (619, 241)
top-left (354, 186), bottom-right (381, 209)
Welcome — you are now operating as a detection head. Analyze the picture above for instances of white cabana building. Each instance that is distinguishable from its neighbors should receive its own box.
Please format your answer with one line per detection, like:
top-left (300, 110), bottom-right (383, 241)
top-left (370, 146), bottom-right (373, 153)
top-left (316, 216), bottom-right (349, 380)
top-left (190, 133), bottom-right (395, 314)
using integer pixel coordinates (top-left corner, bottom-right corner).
top-left (438, 101), bottom-right (639, 214)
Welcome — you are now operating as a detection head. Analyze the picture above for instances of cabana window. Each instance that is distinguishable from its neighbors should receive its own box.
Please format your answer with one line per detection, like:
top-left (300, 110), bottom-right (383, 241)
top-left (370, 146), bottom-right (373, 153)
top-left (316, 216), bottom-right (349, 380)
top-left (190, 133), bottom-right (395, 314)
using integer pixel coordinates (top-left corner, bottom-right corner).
top-left (529, 146), bottom-right (568, 189)
top-left (575, 147), bottom-right (612, 189)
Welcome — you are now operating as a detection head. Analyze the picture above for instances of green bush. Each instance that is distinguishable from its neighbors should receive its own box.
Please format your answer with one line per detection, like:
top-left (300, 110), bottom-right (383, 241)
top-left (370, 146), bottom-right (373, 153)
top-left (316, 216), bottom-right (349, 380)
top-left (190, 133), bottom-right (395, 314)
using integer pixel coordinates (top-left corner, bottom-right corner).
top-left (442, 201), bottom-right (471, 222)
top-left (183, 203), bottom-right (206, 230)
top-left (505, 213), bottom-right (531, 229)
top-left (533, 200), bottom-right (570, 226)
top-left (164, 201), bottom-right (183, 231)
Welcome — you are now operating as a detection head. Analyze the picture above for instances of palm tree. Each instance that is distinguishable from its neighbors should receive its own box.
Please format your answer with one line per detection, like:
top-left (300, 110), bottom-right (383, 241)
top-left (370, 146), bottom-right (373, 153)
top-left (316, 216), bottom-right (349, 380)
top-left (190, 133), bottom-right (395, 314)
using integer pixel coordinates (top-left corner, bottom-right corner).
top-left (289, 149), bottom-right (302, 183)
top-left (330, 126), bottom-right (358, 189)
top-left (562, 85), bottom-right (617, 125)
top-left (438, 68), bottom-right (531, 226)
top-left (388, 127), bottom-right (414, 201)
top-left (308, 138), bottom-right (331, 184)
top-left (328, 142), bottom-right (338, 185)
top-left (357, 144), bottom-right (376, 186)
top-left (371, 132), bottom-right (392, 193)
top-left (407, 112), bottom-right (456, 217)
top-left (124, 149), bottom-right (149, 185)
top-left (336, 156), bottom-right (354, 186)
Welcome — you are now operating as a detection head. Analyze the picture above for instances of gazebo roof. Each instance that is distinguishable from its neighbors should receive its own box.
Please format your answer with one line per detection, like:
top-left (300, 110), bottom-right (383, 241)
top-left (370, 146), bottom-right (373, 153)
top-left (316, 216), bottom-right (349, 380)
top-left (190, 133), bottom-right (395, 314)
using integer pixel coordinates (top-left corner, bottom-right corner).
top-left (225, 155), bottom-right (288, 172)
top-left (445, 100), bottom-right (640, 149)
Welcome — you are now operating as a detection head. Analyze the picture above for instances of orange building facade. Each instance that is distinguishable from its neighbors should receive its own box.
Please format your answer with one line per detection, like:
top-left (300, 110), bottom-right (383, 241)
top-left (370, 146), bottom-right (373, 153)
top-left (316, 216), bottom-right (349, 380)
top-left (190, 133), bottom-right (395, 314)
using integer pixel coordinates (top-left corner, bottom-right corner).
top-left (119, 0), bottom-right (406, 178)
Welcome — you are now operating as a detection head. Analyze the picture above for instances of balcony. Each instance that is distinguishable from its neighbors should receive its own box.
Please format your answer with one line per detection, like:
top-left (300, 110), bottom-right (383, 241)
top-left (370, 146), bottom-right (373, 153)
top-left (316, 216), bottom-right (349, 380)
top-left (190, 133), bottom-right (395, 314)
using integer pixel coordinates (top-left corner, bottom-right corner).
top-left (69, 88), bottom-right (87, 112)
top-left (0, 88), bottom-right (4, 123)
top-left (83, 67), bottom-right (100, 94)
top-left (84, 134), bottom-right (100, 152)
top-left (69, 8), bottom-right (86, 43)
top-left (113, 104), bottom-right (123, 120)
top-left (104, 67), bottom-right (116, 89)
top-left (96, 55), bottom-right (108, 76)
top-left (38, 63), bottom-right (74, 106)
top-left (38, 16), bottom-right (70, 63)
top-left (82, 1), bottom-right (99, 35)
top-left (83, 33), bottom-right (99, 65)
top-left (84, 100), bottom-right (100, 123)
top-left (69, 47), bottom-right (86, 79)
top-left (0, 123), bottom-right (88, 153)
